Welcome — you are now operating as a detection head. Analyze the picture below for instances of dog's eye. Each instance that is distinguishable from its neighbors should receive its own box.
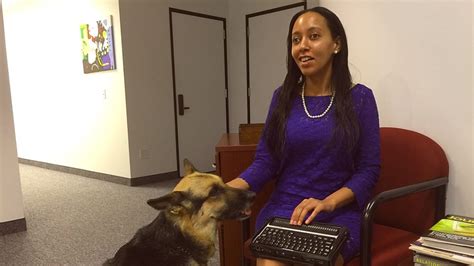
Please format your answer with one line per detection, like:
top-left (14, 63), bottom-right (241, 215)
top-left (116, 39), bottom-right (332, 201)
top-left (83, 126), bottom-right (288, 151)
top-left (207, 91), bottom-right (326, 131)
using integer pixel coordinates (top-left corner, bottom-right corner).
top-left (208, 186), bottom-right (221, 197)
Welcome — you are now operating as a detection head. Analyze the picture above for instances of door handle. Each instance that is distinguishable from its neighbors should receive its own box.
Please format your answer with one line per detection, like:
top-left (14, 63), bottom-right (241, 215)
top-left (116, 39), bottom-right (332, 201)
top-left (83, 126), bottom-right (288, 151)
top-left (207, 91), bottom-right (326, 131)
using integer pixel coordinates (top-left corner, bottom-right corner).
top-left (178, 94), bottom-right (190, 116)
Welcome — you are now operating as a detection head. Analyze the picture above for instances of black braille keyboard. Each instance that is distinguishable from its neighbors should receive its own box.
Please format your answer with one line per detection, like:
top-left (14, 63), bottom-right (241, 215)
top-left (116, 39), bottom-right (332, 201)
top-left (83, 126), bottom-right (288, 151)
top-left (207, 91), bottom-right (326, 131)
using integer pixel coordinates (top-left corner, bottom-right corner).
top-left (250, 217), bottom-right (348, 266)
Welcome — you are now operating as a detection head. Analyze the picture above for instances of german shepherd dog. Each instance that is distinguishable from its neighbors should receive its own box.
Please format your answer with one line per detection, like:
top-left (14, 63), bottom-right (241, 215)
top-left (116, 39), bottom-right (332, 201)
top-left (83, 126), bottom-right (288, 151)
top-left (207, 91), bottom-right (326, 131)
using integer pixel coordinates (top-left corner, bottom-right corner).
top-left (104, 159), bottom-right (255, 266)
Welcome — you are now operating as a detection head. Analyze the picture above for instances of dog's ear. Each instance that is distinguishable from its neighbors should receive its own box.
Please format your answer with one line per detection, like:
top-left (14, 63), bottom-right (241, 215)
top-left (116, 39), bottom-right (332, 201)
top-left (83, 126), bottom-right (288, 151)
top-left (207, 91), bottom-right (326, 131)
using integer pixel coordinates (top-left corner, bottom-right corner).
top-left (147, 191), bottom-right (185, 211)
top-left (183, 159), bottom-right (197, 175)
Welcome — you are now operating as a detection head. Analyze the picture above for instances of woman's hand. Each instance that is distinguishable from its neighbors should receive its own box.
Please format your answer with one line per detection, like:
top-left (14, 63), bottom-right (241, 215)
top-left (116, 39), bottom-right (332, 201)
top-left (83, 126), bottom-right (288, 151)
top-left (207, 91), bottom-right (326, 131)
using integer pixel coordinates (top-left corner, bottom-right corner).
top-left (290, 198), bottom-right (337, 225)
top-left (226, 177), bottom-right (250, 190)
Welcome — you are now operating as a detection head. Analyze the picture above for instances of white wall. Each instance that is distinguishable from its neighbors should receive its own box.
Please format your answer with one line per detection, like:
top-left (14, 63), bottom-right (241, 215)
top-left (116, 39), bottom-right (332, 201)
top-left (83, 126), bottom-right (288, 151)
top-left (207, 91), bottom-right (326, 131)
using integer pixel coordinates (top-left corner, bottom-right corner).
top-left (0, 1), bottom-right (24, 223)
top-left (3, 0), bottom-right (131, 178)
top-left (119, 0), bottom-right (228, 178)
top-left (321, 0), bottom-right (473, 217)
top-left (3, 0), bottom-right (229, 180)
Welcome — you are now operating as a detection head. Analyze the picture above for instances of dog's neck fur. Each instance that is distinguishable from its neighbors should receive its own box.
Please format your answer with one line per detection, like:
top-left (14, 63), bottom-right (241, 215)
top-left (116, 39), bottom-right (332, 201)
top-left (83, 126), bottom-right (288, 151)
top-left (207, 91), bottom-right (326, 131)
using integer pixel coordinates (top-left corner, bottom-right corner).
top-left (190, 213), bottom-right (218, 245)
top-left (164, 210), bottom-right (217, 262)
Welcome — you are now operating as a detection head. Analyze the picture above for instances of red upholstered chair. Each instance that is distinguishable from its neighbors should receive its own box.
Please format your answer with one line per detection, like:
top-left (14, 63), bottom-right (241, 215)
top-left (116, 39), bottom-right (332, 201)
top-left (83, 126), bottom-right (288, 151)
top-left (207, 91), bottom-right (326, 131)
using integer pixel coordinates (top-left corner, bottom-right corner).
top-left (240, 127), bottom-right (449, 266)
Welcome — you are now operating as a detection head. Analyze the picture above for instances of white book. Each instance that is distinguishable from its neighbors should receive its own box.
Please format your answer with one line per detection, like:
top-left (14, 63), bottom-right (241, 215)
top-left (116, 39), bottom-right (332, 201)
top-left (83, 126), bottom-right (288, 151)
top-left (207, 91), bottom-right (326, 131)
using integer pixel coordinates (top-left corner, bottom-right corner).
top-left (421, 235), bottom-right (474, 249)
top-left (409, 241), bottom-right (474, 265)
top-left (420, 238), bottom-right (474, 256)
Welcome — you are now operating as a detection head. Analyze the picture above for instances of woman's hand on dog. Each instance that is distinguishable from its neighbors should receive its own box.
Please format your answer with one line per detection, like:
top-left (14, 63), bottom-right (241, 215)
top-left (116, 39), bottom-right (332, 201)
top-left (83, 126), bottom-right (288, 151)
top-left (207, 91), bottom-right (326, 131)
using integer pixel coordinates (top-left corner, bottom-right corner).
top-left (226, 177), bottom-right (250, 190)
top-left (290, 198), bottom-right (337, 225)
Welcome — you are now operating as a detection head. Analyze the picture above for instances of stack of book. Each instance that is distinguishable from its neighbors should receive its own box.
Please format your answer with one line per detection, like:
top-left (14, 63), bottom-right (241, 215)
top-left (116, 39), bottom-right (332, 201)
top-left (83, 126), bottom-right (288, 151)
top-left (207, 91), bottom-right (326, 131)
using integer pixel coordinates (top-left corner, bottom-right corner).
top-left (409, 214), bottom-right (474, 265)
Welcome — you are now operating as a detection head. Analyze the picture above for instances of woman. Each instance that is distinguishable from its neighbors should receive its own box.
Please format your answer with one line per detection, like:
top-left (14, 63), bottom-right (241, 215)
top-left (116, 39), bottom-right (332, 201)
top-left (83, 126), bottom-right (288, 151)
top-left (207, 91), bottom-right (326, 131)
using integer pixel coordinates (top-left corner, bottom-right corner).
top-left (228, 6), bottom-right (380, 265)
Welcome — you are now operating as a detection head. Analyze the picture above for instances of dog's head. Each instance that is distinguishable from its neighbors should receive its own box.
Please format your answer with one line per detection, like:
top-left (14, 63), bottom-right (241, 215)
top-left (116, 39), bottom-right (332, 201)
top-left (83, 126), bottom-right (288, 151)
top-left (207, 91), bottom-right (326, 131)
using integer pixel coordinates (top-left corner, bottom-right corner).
top-left (147, 159), bottom-right (255, 224)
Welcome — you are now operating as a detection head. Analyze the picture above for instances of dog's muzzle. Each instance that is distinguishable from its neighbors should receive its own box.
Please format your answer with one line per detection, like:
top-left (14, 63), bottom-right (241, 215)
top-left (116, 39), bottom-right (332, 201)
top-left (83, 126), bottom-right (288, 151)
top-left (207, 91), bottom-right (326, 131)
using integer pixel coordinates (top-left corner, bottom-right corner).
top-left (238, 190), bottom-right (256, 220)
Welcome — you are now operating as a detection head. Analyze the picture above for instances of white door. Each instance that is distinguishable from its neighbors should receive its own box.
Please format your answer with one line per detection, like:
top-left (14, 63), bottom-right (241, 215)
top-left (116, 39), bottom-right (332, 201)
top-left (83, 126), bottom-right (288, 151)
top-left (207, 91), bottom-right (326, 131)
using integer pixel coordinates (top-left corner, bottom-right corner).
top-left (248, 6), bottom-right (304, 123)
top-left (172, 11), bottom-right (227, 174)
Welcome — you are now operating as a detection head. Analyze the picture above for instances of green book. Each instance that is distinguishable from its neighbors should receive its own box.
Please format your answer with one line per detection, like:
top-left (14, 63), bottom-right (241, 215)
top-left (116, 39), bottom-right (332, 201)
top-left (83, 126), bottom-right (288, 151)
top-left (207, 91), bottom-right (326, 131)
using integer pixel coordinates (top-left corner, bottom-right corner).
top-left (421, 214), bottom-right (474, 248)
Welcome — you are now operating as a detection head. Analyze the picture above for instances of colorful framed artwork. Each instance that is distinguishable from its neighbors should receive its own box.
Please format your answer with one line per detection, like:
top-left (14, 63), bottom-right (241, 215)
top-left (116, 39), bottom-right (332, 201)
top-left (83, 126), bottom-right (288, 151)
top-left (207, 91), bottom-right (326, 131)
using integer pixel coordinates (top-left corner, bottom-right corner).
top-left (80, 15), bottom-right (116, 74)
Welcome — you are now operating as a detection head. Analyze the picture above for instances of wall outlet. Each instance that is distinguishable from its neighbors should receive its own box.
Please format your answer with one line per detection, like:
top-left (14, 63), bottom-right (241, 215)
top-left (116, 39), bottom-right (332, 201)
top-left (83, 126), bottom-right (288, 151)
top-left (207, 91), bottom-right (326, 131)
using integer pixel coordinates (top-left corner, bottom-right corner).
top-left (139, 148), bottom-right (150, 159)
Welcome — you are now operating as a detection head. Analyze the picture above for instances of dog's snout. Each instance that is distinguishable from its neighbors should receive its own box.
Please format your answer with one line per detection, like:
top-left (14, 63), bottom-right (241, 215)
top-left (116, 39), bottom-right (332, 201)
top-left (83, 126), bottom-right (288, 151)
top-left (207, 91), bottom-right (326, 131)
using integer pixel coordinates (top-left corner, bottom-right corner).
top-left (246, 191), bottom-right (256, 201)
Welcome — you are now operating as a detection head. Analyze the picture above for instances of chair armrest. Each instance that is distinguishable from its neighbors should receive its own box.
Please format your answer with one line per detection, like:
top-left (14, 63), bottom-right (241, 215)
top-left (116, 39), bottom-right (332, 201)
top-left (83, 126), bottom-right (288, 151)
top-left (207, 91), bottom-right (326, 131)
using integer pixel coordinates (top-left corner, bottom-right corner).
top-left (360, 176), bottom-right (448, 266)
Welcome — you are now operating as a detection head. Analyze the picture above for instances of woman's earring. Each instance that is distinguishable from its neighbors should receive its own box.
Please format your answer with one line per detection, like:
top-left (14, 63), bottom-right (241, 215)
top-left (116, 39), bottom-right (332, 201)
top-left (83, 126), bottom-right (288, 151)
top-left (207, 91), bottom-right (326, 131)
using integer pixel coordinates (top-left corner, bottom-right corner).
top-left (334, 50), bottom-right (339, 54)
top-left (298, 75), bottom-right (303, 84)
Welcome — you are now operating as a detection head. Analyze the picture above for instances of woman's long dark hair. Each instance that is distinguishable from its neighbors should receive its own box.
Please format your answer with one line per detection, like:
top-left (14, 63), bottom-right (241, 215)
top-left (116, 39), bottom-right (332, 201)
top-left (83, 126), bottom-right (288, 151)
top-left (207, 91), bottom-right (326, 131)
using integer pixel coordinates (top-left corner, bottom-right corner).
top-left (264, 6), bottom-right (360, 160)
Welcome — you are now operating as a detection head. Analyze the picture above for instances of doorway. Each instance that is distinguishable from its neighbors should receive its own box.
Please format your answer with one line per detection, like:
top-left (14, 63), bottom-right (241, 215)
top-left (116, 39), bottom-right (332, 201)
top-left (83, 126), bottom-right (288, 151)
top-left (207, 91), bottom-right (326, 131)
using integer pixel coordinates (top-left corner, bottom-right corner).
top-left (169, 8), bottom-right (229, 175)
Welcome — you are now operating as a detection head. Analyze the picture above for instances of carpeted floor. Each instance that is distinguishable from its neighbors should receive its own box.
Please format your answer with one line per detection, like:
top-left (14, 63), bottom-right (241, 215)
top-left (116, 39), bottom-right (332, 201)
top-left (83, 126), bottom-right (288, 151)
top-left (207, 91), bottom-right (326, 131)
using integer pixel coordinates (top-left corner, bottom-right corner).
top-left (0, 164), bottom-right (220, 265)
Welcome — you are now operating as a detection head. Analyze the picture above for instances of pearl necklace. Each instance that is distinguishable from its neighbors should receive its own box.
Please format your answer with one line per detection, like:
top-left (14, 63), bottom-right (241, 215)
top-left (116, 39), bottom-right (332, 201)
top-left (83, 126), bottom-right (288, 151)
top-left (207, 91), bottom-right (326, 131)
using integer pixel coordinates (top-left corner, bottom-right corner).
top-left (301, 83), bottom-right (335, 119)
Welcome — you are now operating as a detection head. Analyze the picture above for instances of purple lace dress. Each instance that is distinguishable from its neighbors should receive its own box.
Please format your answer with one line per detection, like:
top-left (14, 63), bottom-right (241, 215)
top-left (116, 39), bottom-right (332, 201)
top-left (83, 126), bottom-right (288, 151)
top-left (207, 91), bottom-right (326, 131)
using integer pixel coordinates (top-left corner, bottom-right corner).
top-left (240, 84), bottom-right (381, 261)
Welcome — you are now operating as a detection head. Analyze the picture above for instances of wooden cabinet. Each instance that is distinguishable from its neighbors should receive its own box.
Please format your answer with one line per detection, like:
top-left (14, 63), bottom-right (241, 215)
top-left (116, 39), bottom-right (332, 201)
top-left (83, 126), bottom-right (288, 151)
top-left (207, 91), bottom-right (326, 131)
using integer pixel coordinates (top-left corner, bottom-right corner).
top-left (215, 133), bottom-right (256, 266)
top-left (215, 133), bottom-right (274, 266)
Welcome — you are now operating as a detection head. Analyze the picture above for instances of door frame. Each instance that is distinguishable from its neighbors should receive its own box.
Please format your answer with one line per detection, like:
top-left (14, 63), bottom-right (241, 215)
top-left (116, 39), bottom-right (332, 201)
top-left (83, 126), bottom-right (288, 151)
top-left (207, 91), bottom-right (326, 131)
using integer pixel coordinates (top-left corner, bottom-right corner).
top-left (245, 1), bottom-right (307, 123)
top-left (169, 8), bottom-right (229, 175)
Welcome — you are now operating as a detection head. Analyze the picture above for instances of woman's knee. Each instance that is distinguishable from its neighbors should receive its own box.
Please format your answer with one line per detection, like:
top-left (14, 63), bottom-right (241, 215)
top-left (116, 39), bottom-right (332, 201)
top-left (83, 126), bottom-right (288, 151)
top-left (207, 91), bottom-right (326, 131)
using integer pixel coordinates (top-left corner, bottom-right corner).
top-left (256, 256), bottom-right (344, 266)
top-left (256, 258), bottom-right (289, 266)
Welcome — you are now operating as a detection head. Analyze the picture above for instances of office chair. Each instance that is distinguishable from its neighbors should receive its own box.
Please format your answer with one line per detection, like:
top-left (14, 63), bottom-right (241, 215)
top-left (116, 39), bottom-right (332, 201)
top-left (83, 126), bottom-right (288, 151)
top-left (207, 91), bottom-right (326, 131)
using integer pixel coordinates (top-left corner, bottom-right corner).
top-left (240, 127), bottom-right (449, 266)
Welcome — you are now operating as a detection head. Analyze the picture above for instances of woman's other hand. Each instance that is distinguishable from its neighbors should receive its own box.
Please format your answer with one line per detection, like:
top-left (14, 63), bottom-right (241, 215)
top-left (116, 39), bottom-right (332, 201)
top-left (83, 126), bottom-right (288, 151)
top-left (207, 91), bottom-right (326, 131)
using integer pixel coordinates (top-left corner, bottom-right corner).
top-left (290, 198), bottom-right (336, 225)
